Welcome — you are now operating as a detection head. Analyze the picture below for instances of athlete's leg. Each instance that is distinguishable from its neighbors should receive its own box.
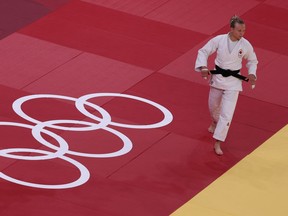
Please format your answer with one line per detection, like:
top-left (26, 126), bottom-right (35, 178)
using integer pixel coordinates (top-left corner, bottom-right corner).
top-left (208, 87), bottom-right (222, 133)
top-left (213, 90), bottom-right (239, 155)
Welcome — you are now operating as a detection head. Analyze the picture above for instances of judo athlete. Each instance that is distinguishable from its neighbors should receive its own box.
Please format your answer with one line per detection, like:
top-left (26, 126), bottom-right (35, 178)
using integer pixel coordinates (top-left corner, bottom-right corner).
top-left (195, 15), bottom-right (258, 155)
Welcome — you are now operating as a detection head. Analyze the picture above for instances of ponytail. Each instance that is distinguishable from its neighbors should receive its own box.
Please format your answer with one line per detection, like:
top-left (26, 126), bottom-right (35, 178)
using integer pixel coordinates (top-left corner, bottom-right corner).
top-left (230, 15), bottom-right (245, 28)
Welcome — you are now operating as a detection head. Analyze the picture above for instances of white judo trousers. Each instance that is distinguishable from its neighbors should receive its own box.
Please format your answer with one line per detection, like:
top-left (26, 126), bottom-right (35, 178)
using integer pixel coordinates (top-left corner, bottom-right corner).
top-left (208, 87), bottom-right (239, 142)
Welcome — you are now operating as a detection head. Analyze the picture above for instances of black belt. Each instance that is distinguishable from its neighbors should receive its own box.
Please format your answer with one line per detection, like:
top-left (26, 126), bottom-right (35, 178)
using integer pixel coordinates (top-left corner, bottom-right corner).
top-left (210, 65), bottom-right (249, 82)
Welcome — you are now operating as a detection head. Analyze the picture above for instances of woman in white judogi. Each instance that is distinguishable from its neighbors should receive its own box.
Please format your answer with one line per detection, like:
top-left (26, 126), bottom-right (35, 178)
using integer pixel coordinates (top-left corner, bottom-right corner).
top-left (195, 15), bottom-right (258, 155)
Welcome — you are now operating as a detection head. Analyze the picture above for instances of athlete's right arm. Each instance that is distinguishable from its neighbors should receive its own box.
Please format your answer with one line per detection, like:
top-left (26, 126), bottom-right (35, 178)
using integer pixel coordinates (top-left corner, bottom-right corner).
top-left (195, 36), bottom-right (219, 72)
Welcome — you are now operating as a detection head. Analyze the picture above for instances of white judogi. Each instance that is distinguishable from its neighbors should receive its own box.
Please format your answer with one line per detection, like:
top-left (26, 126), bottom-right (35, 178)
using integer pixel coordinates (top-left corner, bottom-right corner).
top-left (195, 33), bottom-right (258, 141)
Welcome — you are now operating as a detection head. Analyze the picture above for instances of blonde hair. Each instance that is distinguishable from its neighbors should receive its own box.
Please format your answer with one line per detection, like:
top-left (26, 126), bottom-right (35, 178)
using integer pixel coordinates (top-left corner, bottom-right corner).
top-left (230, 15), bottom-right (244, 28)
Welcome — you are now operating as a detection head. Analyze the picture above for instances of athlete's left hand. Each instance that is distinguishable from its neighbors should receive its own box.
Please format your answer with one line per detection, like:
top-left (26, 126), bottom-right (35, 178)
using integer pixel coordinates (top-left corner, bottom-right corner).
top-left (248, 74), bottom-right (256, 88)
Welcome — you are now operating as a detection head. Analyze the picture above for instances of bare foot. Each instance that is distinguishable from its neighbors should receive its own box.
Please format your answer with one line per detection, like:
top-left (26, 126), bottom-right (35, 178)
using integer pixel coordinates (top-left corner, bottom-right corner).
top-left (214, 141), bottom-right (223, 155)
top-left (208, 122), bottom-right (216, 133)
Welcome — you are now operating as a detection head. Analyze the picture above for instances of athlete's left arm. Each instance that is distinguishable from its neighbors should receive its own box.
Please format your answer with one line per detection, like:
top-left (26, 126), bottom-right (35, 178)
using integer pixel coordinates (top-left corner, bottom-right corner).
top-left (244, 42), bottom-right (258, 85)
top-left (244, 42), bottom-right (258, 77)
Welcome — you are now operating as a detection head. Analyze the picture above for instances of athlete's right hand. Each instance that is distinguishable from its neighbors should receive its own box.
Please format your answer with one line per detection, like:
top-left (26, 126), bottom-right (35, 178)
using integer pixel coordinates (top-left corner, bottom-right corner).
top-left (201, 67), bottom-right (210, 79)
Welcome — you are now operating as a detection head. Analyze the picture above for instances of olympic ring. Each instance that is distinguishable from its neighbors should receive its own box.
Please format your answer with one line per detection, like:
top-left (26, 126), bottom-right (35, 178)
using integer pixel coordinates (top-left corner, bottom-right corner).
top-left (0, 93), bottom-right (173, 189)
top-left (77, 93), bottom-right (173, 129)
top-left (0, 149), bottom-right (90, 189)
top-left (34, 120), bottom-right (133, 158)
top-left (13, 94), bottom-right (112, 131)
top-left (0, 122), bottom-right (68, 160)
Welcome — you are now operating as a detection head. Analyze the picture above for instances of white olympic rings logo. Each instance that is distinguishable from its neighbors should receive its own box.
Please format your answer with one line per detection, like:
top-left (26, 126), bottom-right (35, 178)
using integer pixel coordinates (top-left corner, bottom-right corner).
top-left (0, 93), bottom-right (173, 189)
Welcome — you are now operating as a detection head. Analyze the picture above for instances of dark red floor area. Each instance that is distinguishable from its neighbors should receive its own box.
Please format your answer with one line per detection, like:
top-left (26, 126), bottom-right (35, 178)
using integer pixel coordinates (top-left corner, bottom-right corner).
top-left (0, 0), bottom-right (70, 39)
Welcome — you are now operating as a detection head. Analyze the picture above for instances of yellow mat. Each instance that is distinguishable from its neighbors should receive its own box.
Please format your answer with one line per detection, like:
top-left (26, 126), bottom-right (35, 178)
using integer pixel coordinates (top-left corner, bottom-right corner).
top-left (171, 125), bottom-right (288, 216)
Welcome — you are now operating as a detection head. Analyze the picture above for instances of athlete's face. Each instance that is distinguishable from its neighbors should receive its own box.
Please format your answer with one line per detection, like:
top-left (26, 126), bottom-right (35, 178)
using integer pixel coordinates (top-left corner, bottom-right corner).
top-left (230, 23), bottom-right (246, 41)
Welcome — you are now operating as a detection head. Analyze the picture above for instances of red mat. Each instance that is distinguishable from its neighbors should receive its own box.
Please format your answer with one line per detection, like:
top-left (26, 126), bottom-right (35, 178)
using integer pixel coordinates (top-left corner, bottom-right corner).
top-left (19, 1), bottom-right (206, 70)
top-left (0, 0), bottom-right (287, 215)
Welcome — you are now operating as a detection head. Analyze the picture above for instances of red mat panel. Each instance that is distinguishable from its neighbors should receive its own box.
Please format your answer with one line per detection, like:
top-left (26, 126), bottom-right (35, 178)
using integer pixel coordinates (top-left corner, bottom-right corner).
top-left (108, 133), bottom-right (220, 198)
top-left (265, 0), bottom-right (288, 9)
top-left (243, 3), bottom-right (288, 31)
top-left (2, 158), bottom-right (83, 186)
top-left (235, 94), bottom-right (288, 133)
top-left (51, 117), bottom-right (169, 177)
top-left (108, 132), bottom-right (231, 191)
top-left (242, 54), bottom-right (288, 107)
top-left (0, 33), bottom-right (81, 89)
top-left (220, 122), bottom-right (274, 158)
top-left (81, 0), bottom-right (168, 16)
top-left (23, 52), bottom-right (153, 97)
top-left (0, 119), bottom-right (45, 171)
top-left (144, 0), bottom-right (259, 35)
top-left (19, 1), bottom-right (205, 70)
top-left (47, 178), bottom-right (181, 216)
top-left (56, 1), bottom-right (206, 53)
top-left (0, 86), bottom-right (31, 119)
top-left (0, 192), bottom-right (100, 216)
top-left (158, 37), bottom-right (216, 84)
top-left (32, 0), bottom-right (72, 10)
